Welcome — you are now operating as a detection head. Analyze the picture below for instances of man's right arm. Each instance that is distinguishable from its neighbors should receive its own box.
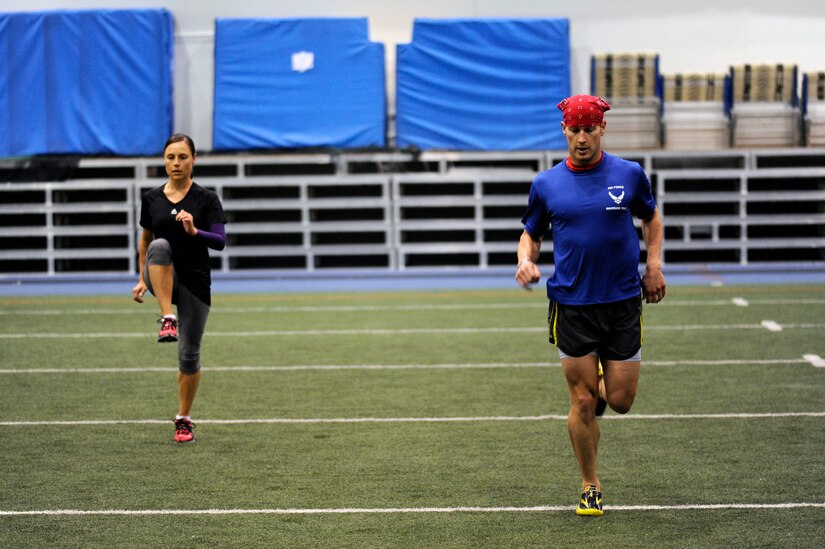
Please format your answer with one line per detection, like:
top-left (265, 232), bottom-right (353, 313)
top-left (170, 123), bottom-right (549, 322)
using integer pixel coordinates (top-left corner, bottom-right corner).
top-left (515, 230), bottom-right (542, 289)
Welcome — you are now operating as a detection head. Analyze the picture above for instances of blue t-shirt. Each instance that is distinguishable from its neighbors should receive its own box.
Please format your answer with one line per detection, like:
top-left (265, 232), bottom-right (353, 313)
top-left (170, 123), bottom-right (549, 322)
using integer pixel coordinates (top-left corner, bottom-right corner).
top-left (521, 153), bottom-right (657, 305)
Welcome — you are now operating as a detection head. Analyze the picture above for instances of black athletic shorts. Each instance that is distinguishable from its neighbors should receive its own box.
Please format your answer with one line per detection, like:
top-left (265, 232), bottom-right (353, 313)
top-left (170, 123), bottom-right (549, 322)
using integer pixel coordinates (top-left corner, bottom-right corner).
top-left (547, 295), bottom-right (643, 361)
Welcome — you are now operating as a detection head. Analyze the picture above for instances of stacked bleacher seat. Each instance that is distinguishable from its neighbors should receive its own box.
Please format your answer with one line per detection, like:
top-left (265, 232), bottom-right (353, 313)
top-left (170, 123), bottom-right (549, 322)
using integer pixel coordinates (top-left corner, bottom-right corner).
top-left (803, 72), bottom-right (825, 146)
top-left (729, 64), bottom-right (801, 148)
top-left (661, 73), bottom-right (730, 150)
top-left (591, 53), bottom-right (661, 149)
top-left (212, 18), bottom-right (386, 150)
top-left (0, 9), bottom-right (174, 157)
top-left (395, 18), bottom-right (571, 151)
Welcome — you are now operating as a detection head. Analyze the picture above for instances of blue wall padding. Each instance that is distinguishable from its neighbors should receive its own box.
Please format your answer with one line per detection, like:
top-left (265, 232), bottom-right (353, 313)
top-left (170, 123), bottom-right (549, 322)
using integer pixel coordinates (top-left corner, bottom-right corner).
top-left (0, 9), bottom-right (174, 157)
top-left (213, 18), bottom-right (386, 150)
top-left (396, 18), bottom-right (570, 151)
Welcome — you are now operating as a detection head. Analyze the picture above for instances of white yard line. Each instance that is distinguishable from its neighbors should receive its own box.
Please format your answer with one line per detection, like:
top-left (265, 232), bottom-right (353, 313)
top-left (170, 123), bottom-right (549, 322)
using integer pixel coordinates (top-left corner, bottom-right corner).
top-left (0, 357), bottom-right (816, 375)
top-left (803, 354), bottom-right (825, 368)
top-left (3, 362), bottom-right (553, 374)
top-left (1, 412), bottom-right (823, 427)
top-left (760, 320), bottom-right (783, 332)
top-left (1, 502), bottom-right (823, 516)
top-left (0, 303), bottom-right (544, 316)
top-left (1, 298), bottom-right (823, 316)
top-left (649, 323), bottom-right (819, 331)
top-left (2, 327), bottom-right (541, 339)
top-left (2, 323), bottom-right (825, 339)
top-left (645, 358), bottom-right (808, 366)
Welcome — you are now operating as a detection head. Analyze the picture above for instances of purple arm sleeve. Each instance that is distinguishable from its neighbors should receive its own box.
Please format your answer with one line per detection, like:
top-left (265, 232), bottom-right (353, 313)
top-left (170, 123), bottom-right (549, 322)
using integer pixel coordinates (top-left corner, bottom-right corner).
top-left (197, 223), bottom-right (226, 251)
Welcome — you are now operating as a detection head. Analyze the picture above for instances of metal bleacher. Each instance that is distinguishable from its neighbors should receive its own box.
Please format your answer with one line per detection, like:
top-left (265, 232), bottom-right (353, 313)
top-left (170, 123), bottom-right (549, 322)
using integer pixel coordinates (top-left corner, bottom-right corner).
top-left (1, 148), bottom-right (824, 277)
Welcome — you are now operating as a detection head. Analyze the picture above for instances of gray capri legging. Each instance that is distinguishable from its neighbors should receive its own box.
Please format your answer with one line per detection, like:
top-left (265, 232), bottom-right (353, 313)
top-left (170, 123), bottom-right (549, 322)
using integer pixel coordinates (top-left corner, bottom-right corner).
top-left (143, 238), bottom-right (210, 374)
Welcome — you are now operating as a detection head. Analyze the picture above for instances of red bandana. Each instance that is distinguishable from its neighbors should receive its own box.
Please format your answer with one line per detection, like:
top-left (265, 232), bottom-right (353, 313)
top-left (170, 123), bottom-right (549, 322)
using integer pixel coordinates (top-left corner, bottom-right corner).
top-left (557, 95), bottom-right (611, 127)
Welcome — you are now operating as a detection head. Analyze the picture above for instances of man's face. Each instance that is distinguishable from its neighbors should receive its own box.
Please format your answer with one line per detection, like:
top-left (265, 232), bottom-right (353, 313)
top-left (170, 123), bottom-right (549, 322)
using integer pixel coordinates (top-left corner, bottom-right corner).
top-left (562, 123), bottom-right (605, 166)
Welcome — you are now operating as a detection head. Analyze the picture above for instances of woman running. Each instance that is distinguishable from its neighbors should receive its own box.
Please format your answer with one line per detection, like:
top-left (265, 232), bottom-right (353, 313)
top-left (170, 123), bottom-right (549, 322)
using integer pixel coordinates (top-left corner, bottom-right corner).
top-left (132, 133), bottom-right (226, 443)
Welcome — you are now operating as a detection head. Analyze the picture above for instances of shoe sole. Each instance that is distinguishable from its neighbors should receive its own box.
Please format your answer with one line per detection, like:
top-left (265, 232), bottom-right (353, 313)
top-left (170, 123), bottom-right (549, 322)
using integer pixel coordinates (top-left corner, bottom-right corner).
top-left (158, 335), bottom-right (178, 343)
top-left (174, 438), bottom-right (195, 443)
top-left (576, 508), bottom-right (604, 516)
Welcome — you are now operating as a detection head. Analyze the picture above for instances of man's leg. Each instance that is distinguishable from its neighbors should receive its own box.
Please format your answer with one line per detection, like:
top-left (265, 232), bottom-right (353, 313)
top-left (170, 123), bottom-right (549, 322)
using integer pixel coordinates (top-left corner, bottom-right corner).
top-left (600, 295), bottom-right (643, 414)
top-left (562, 354), bottom-right (602, 490)
top-left (601, 359), bottom-right (640, 414)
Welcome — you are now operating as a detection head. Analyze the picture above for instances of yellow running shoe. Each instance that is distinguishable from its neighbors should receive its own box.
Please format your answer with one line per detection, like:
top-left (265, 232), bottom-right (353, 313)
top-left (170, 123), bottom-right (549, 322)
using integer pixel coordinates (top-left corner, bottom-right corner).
top-left (576, 485), bottom-right (604, 516)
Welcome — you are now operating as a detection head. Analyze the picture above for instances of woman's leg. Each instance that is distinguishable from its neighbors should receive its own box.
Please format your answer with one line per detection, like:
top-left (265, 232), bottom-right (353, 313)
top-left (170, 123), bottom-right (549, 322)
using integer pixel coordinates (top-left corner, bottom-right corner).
top-left (143, 239), bottom-right (175, 317)
top-left (175, 284), bottom-right (210, 417)
top-left (177, 371), bottom-right (201, 418)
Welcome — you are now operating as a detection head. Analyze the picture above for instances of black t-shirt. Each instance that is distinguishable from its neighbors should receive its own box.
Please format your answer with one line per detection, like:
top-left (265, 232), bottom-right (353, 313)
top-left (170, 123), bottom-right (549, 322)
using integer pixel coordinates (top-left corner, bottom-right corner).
top-left (139, 182), bottom-right (226, 306)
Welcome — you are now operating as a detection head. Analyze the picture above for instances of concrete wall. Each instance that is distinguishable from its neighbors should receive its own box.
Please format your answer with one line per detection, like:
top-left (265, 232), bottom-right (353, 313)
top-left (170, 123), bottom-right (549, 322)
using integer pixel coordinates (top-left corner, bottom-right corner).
top-left (5, 0), bottom-right (825, 151)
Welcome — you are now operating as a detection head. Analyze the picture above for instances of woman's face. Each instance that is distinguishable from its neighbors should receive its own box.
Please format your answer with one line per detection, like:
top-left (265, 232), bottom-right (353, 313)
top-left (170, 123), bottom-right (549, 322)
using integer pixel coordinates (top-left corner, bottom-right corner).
top-left (164, 141), bottom-right (195, 183)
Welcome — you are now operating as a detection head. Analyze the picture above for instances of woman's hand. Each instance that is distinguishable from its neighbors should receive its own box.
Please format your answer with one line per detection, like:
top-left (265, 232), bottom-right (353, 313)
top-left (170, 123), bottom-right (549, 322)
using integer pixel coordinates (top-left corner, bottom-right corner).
top-left (176, 209), bottom-right (198, 236)
top-left (132, 280), bottom-right (148, 303)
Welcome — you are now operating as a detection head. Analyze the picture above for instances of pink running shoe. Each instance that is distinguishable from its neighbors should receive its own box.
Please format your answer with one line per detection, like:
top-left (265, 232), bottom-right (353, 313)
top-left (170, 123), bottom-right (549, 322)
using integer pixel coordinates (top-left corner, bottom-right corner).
top-left (158, 317), bottom-right (178, 342)
top-left (173, 418), bottom-right (195, 443)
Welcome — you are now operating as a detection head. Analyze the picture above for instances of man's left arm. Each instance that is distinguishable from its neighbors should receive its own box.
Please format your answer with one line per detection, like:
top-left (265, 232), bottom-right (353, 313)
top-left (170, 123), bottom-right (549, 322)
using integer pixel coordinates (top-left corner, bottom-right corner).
top-left (640, 208), bottom-right (666, 303)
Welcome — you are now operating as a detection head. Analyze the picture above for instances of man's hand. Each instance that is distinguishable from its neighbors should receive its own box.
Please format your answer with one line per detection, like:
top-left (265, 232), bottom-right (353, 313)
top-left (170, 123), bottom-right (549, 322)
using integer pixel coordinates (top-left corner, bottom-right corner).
top-left (515, 258), bottom-right (541, 290)
top-left (642, 265), bottom-right (666, 303)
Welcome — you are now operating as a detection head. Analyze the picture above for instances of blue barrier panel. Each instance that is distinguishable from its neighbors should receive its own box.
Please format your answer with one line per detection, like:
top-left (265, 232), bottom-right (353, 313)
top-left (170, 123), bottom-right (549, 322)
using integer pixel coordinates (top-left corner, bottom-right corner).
top-left (396, 18), bottom-right (570, 151)
top-left (0, 9), bottom-right (173, 157)
top-left (213, 18), bottom-right (386, 150)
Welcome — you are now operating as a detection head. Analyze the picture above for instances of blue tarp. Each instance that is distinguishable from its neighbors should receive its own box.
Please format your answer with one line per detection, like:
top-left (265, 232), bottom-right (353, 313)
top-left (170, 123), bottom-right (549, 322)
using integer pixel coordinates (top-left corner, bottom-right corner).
top-left (0, 9), bottom-right (173, 157)
top-left (213, 18), bottom-right (386, 151)
top-left (396, 18), bottom-right (570, 151)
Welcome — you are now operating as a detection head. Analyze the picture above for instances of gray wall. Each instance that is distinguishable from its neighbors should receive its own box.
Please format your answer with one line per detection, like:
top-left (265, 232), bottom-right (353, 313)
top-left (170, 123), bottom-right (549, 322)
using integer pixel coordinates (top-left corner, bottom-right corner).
top-left (5, 1), bottom-right (825, 151)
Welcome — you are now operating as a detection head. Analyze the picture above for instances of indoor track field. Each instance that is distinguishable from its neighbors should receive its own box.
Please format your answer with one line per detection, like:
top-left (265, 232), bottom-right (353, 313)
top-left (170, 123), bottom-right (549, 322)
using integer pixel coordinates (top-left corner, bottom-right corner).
top-left (1, 283), bottom-right (824, 547)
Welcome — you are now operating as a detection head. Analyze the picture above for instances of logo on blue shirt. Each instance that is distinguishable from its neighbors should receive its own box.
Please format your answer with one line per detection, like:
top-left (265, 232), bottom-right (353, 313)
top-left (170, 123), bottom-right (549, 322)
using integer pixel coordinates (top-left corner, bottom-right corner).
top-left (606, 186), bottom-right (626, 210)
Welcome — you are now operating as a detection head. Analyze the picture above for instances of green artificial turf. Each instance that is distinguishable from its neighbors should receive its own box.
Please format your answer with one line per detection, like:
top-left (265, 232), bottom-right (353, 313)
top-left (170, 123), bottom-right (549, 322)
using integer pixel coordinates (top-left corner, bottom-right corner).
top-left (1, 285), bottom-right (823, 547)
